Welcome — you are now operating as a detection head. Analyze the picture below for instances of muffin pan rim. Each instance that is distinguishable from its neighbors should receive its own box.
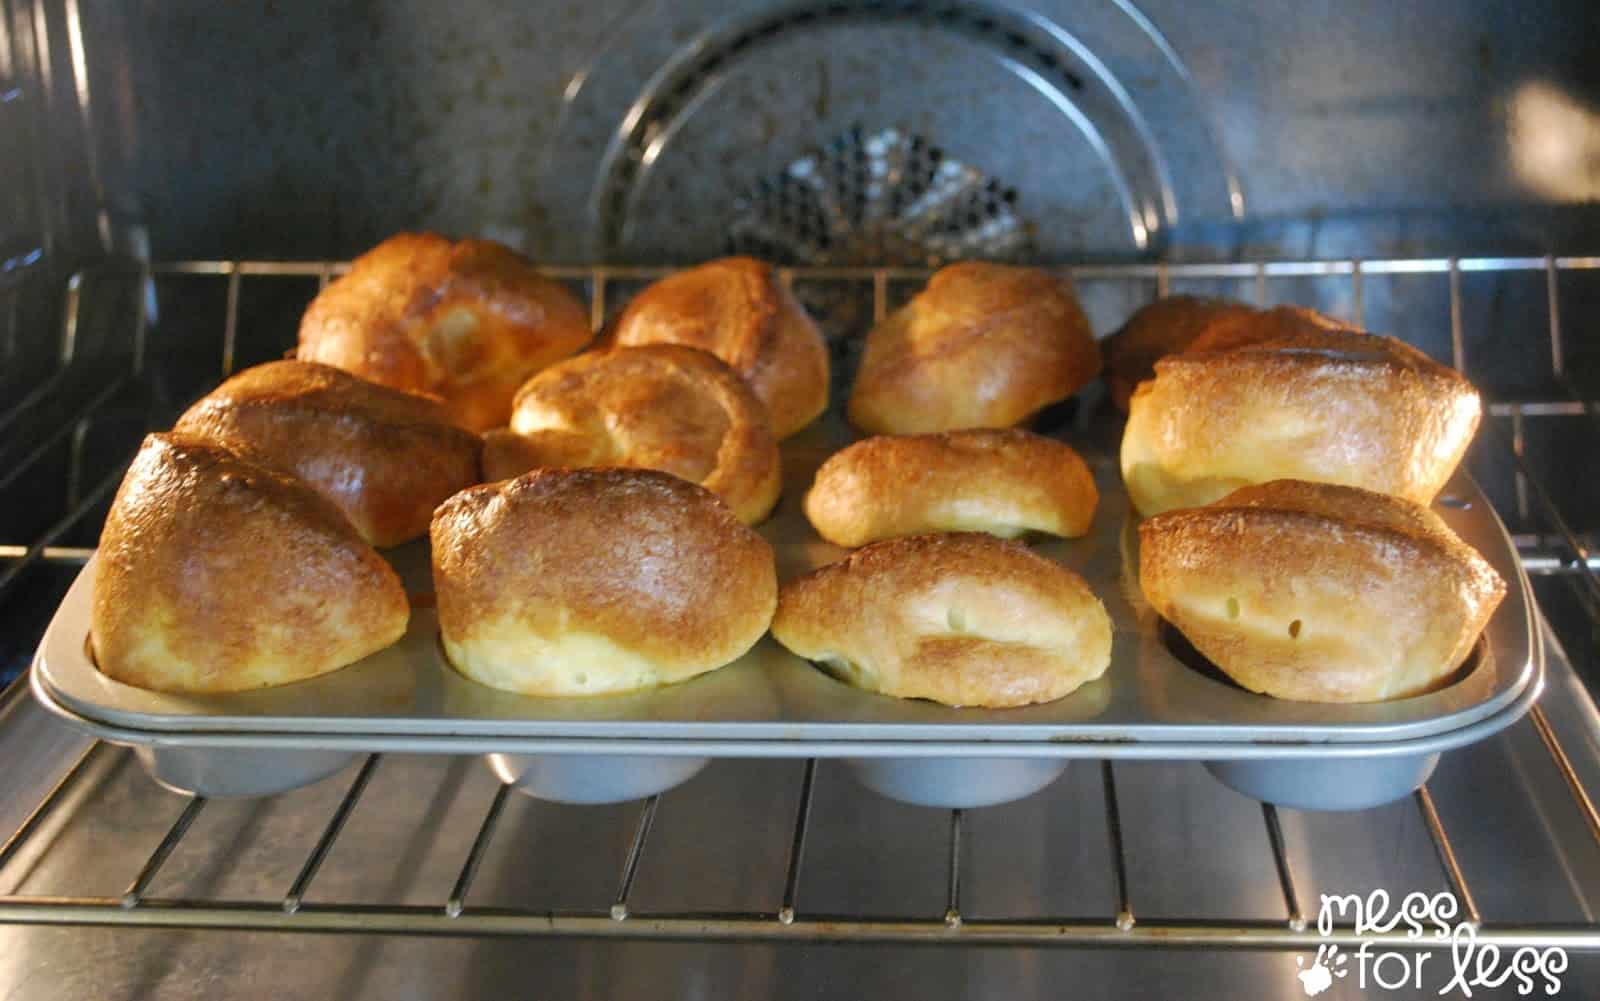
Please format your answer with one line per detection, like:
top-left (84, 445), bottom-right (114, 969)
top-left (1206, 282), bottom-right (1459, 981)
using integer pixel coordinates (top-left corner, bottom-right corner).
top-left (30, 418), bottom-right (1540, 755)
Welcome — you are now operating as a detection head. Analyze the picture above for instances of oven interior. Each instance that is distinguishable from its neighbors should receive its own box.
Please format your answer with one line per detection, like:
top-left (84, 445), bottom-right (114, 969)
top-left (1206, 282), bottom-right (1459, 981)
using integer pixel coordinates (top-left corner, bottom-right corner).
top-left (2, 1), bottom-right (1599, 998)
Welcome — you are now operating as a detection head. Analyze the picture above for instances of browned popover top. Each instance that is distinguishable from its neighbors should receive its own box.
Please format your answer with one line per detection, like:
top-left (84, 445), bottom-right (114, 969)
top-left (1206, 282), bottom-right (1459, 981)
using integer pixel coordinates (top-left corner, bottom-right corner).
top-left (803, 428), bottom-right (1098, 547)
top-left (431, 467), bottom-right (778, 676)
top-left (482, 345), bottom-right (780, 524)
top-left (772, 532), bottom-right (1113, 708)
top-left (847, 262), bottom-right (1102, 434)
top-left (175, 360), bottom-right (482, 547)
top-left (1169, 307), bottom-right (1471, 385)
top-left (1138, 480), bottom-right (1506, 702)
top-left (1121, 310), bottom-right (1482, 515)
top-left (91, 433), bottom-right (410, 694)
top-left (297, 233), bottom-right (592, 432)
top-left (1103, 295), bottom-right (1256, 410)
top-left (609, 257), bottom-right (830, 439)
top-left (1153, 478), bottom-right (1498, 569)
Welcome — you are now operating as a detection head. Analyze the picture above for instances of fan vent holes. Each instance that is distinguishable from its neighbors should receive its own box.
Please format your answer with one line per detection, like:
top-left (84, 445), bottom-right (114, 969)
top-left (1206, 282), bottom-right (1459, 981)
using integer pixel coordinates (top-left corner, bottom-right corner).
top-left (598, 0), bottom-right (1083, 260)
top-left (731, 126), bottom-right (1025, 263)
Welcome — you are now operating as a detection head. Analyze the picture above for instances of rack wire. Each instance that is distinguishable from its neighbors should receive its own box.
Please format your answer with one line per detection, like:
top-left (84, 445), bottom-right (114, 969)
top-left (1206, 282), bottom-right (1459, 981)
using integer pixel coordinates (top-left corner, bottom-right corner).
top-left (0, 723), bottom-right (1596, 949)
top-left (1, 257), bottom-right (1599, 948)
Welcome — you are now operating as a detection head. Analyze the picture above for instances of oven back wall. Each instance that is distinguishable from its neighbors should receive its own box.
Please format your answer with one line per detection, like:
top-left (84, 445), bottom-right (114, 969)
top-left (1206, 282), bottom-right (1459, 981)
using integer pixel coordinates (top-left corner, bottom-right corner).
top-left (20, 0), bottom-right (1600, 266)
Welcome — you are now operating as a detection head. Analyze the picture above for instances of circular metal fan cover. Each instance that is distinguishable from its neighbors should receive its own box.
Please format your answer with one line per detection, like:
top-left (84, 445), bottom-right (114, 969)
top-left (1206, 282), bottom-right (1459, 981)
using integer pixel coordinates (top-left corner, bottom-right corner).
top-left (728, 126), bottom-right (1030, 266)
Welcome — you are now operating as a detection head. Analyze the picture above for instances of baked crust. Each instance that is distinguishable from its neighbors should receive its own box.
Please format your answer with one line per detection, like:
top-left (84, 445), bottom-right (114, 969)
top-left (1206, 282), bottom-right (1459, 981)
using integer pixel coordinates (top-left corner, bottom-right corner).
top-left (1103, 295), bottom-right (1256, 411)
top-left (90, 433), bottom-right (410, 693)
top-left (297, 233), bottom-right (592, 432)
top-left (176, 360), bottom-right (481, 547)
top-left (432, 468), bottom-right (777, 696)
top-left (803, 428), bottom-right (1097, 546)
top-left (1121, 307), bottom-right (1481, 516)
top-left (481, 345), bottom-right (780, 524)
top-left (772, 532), bottom-right (1112, 708)
top-left (846, 262), bottom-right (1101, 434)
top-left (609, 257), bottom-right (829, 439)
top-left (1138, 480), bottom-right (1506, 703)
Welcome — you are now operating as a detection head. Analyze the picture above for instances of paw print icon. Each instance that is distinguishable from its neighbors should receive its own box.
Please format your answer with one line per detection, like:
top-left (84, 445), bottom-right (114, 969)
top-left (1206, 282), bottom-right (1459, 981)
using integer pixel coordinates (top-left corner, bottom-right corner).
top-left (1296, 943), bottom-right (1350, 996)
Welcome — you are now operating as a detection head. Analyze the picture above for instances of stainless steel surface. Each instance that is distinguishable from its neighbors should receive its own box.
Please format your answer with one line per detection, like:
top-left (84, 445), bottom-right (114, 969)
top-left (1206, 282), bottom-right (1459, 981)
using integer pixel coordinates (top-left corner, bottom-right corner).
top-left (22, 665), bottom-right (1550, 761)
top-left (1205, 753), bottom-right (1443, 813)
top-left (486, 753), bottom-right (710, 806)
top-left (848, 758), bottom-right (1071, 809)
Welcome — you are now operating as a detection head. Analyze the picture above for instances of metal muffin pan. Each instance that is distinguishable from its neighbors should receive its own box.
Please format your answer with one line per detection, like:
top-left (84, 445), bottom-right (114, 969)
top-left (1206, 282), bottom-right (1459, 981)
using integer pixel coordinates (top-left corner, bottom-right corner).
top-left (31, 417), bottom-right (1542, 809)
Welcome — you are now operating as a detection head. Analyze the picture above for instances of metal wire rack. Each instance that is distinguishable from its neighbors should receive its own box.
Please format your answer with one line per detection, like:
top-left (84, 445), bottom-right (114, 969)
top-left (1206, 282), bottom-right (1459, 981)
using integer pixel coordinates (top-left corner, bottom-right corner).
top-left (1, 257), bottom-right (1598, 949)
top-left (0, 714), bottom-right (1596, 949)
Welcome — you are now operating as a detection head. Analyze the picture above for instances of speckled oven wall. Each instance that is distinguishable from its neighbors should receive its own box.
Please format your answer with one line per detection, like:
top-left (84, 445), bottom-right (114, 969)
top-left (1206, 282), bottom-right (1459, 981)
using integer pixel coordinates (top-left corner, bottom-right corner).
top-left (35, 0), bottom-right (1600, 264)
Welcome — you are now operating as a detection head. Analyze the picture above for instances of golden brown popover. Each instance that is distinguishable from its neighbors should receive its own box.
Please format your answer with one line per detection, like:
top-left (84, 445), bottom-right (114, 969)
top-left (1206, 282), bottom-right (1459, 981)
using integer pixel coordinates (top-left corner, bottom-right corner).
top-left (297, 233), bottom-right (591, 431)
top-left (91, 433), bottom-right (410, 694)
top-left (609, 257), bottom-right (829, 439)
top-left (481, 345), bottom-right (780, 524)
top-left (1139, 480), bottom-right (1506, 703)
top-left (847, 262), bottom-right (1101, 434)
top-left (803, 428), bottom-right (1098, 547)
top-left (432, 468), bottom-right (777, 697)
top-left (1102, 295), bottom-right (1256, 411)
top-left (176, 360), bottom-right (481, 547)
top-left (772, 533), bottom-right (1113, 708)
top-left (1121, 308), bottom-right (1481, 516)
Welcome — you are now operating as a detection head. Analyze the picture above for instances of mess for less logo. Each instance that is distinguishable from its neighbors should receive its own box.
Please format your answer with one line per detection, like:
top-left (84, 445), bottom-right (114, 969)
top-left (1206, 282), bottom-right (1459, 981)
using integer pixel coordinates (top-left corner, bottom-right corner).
top-left (1296, 891), bottom-right (1568, 997)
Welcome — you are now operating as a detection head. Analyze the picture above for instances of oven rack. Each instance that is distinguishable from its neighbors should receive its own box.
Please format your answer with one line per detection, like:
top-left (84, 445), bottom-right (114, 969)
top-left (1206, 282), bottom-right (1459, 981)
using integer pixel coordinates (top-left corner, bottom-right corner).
top-left (0, 694), bottom-right (1596, 950)
top-left (1, 257), bottom-right (1598, 950)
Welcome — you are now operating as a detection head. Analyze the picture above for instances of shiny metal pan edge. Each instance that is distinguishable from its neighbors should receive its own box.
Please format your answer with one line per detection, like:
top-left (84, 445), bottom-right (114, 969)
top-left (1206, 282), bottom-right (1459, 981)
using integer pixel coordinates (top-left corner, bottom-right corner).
top-left (30, 621), bottom-right (1543, 761)
top-left (30, 418), bottom-right (1541, 754)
